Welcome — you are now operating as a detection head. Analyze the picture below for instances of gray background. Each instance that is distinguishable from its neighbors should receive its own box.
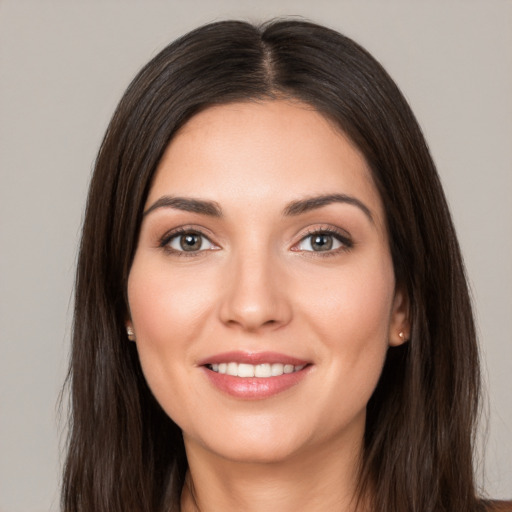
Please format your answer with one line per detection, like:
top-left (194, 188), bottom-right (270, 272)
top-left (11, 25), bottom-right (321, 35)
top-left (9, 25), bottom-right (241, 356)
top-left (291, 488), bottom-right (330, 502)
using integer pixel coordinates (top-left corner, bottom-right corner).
top-left (0, 1), bottom-right (510, 510)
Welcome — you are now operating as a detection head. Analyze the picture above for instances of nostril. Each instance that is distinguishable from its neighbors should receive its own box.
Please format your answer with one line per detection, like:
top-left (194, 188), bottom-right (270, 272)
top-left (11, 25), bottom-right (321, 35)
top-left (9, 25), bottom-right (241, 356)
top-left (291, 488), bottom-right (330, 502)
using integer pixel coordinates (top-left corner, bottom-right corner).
top-left (224, 315), bottom-right (282, 332)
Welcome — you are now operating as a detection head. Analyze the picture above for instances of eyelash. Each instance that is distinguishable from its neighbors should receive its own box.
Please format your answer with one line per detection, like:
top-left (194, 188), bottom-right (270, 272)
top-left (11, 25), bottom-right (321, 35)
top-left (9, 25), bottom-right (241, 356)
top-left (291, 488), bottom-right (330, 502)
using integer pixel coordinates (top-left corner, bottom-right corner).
top-left (159, 227), bottom-right (216, 257)
top-left (295, 227), bottom-right (353, 256)
top-left (159, 226), bottom-right (353, 257)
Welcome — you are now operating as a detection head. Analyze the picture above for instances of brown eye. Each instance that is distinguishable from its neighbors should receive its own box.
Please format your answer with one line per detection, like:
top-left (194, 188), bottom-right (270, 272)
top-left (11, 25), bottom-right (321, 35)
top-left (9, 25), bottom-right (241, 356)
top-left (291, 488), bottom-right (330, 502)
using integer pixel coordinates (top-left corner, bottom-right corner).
top-left (180, 233), bottom-right (202, 251)
top-left (165, 231), bottom-right (215, 253)
top-left (296, 231), bottom-right (350, 253)
top-left (310, 234), bottom-right (333, 251)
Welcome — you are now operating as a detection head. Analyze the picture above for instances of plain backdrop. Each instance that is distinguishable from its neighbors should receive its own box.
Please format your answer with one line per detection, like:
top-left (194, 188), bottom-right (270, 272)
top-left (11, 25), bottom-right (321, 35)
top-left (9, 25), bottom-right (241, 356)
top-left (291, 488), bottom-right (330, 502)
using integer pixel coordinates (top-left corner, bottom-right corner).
top-left (0, 1), bottom-right (511, 510)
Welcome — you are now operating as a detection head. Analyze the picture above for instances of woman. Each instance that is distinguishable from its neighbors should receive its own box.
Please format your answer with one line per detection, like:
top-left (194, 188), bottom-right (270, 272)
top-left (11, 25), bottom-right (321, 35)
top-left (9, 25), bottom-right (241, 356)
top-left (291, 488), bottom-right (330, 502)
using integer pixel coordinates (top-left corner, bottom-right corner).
top-left (62, 19), bottom-right (509, 511)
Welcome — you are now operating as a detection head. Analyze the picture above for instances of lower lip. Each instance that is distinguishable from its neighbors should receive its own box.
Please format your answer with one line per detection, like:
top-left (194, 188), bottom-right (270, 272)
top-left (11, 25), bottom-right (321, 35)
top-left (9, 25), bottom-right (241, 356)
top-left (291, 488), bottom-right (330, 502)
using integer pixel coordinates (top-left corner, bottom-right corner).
top-left (202, 366), bottom-right (311, 400)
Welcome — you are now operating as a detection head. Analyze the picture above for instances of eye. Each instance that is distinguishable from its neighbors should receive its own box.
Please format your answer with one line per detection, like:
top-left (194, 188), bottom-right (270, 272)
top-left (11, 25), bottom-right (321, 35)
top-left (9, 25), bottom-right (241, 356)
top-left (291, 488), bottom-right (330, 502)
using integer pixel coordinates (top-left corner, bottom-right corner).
top-left (163, 230), bottom-right (216, 253)
top-left (295, 230), bottom-right (351, 252)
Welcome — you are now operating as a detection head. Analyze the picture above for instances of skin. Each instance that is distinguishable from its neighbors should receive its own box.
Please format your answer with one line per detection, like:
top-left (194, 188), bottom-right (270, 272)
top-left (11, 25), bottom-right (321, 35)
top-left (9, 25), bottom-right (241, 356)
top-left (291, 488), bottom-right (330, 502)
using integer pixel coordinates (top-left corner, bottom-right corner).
top-left (127, 100), bottom-right (409, 512)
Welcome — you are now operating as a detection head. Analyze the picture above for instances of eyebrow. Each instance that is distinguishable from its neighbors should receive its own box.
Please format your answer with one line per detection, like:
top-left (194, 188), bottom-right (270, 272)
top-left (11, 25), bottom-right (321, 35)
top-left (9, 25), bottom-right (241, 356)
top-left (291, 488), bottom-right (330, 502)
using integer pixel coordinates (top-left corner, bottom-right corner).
top-left (143, 196), bottom-right (222, 217)
top-left (143, 193), bottom-right (373, 222)
top-left (282, 193), bottom-right (373, 223)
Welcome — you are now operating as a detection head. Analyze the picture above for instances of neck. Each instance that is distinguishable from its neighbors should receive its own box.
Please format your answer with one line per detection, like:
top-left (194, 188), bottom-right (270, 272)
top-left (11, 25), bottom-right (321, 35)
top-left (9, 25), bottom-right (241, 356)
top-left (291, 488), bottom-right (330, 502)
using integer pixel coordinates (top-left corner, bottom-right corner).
top-left (180, 432), bottom-right (368, 512)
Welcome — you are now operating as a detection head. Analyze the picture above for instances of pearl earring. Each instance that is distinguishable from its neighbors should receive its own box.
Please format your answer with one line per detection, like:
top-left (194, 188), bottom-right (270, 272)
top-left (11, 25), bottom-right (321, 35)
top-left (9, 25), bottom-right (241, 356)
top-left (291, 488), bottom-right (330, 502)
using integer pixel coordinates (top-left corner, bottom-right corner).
top-left (126, 326), bottom-right (136, 341)
top-left (398, 331), bottom-right (407, 342)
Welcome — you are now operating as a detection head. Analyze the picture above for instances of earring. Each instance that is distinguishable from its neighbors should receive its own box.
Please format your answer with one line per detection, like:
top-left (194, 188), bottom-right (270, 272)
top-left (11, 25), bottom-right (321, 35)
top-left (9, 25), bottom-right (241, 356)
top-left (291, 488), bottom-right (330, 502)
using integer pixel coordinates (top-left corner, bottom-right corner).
top-left (126, 326), bottom-right (136, 341)
top-left (398, 331), bottom-right (407, 342)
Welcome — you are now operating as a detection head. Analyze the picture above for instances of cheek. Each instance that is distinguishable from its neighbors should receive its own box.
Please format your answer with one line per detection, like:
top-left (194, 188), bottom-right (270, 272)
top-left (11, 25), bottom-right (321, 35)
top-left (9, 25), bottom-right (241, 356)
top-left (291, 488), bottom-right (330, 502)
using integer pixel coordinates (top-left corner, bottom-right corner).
top-left (128, 261), bottom-right (214, 344)
top-left (302, 256), bottom-right (395, 342)
top-left (126, 260), bottom-right (216, 409)
top-left (298, 254), bottom-right (395, 406)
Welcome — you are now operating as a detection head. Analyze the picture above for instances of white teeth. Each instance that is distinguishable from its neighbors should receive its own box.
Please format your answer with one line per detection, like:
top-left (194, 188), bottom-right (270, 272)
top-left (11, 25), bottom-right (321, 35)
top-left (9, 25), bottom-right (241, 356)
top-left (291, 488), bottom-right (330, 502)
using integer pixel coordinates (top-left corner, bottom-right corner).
top-left (209, 362), bottom-right (306, 377)
top-left (255, 364), bottom-right (271, 378)
top-left (271, 363), bottom-right (284, 376)
top-left (227, 362), bottom-right (238, 376)
top-left (238, 363), bottom-right (255, 377)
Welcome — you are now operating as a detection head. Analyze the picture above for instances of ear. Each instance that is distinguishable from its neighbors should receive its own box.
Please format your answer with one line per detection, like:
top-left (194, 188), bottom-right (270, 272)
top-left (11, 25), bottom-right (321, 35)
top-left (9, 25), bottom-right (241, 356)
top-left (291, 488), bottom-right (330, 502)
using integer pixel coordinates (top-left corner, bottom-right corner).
top-left (388, 286), bottom-right (410, 347)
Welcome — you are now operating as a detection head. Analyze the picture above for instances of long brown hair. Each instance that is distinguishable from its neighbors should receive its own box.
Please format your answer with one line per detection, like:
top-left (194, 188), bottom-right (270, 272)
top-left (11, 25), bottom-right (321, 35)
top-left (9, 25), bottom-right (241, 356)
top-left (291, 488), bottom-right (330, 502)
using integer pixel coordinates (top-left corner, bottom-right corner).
top-left (63, 19), bottom-right (485, 511)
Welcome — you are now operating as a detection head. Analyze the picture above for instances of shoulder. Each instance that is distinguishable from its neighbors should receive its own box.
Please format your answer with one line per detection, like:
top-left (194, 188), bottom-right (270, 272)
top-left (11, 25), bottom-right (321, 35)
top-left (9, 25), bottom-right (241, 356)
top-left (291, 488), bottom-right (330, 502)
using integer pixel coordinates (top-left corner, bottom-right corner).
top-left (482, 500), bottom-right (512, 512)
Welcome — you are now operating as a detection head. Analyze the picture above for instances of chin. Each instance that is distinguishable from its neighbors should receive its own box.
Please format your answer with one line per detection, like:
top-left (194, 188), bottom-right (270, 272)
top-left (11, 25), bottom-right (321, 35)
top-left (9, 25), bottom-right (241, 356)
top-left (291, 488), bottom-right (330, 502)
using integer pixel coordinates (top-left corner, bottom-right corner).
top-left (206, 437), bottom-right (305, 465)
top-left (183, 416), bottom-right (313, 465)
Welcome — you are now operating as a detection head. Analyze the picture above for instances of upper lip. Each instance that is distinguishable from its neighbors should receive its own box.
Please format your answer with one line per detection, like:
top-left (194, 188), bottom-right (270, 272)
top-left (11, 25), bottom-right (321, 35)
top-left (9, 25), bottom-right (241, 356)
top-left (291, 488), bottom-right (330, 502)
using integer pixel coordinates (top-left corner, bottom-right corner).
top-left (197, 351), bottom-right (310, 367)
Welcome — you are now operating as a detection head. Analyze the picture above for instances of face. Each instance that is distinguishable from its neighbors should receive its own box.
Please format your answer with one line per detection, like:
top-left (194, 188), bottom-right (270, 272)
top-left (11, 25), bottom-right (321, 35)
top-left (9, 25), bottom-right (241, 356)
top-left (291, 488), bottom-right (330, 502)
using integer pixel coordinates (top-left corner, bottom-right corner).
top-left (127, 100), bottom-right (408, 464)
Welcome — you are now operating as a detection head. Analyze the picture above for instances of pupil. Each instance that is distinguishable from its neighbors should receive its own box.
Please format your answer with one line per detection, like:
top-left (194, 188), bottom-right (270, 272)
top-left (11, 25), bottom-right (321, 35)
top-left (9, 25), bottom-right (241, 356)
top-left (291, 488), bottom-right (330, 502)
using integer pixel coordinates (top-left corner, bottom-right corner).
top-left (181, 234), bottom-right (201, 251)
top-left (312, 234), bottom-right (332, 251)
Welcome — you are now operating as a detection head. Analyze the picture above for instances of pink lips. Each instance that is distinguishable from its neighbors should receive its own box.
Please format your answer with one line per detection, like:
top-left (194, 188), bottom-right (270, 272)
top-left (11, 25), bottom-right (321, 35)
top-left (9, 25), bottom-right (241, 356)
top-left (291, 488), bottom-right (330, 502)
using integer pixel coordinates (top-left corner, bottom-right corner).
top-left (199, 351), bottom-right (311, 400)
top-left (199, 351), bottom-right (309, 367)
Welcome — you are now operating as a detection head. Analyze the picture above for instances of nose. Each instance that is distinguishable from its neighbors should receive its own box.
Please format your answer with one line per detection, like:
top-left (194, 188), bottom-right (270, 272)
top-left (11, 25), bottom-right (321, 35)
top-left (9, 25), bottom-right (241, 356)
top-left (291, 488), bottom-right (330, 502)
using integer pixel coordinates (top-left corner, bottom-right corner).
top-left (218, 248), bottom-right (293, 332)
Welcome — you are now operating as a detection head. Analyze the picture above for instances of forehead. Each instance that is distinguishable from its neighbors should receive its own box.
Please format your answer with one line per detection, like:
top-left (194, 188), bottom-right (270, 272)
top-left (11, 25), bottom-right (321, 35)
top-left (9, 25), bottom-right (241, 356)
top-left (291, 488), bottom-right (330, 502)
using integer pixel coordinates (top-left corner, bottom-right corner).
top-left (148, 100), bottom-right (384, 224)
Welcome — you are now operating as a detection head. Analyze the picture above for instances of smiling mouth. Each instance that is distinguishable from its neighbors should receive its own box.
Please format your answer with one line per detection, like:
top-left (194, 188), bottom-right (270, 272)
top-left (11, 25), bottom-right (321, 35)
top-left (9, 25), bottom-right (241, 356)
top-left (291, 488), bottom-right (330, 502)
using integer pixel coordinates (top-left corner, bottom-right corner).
top-left (207, 362), bottom-right (306, 378)
top-left (201, 353), bottom-right (311, 399)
